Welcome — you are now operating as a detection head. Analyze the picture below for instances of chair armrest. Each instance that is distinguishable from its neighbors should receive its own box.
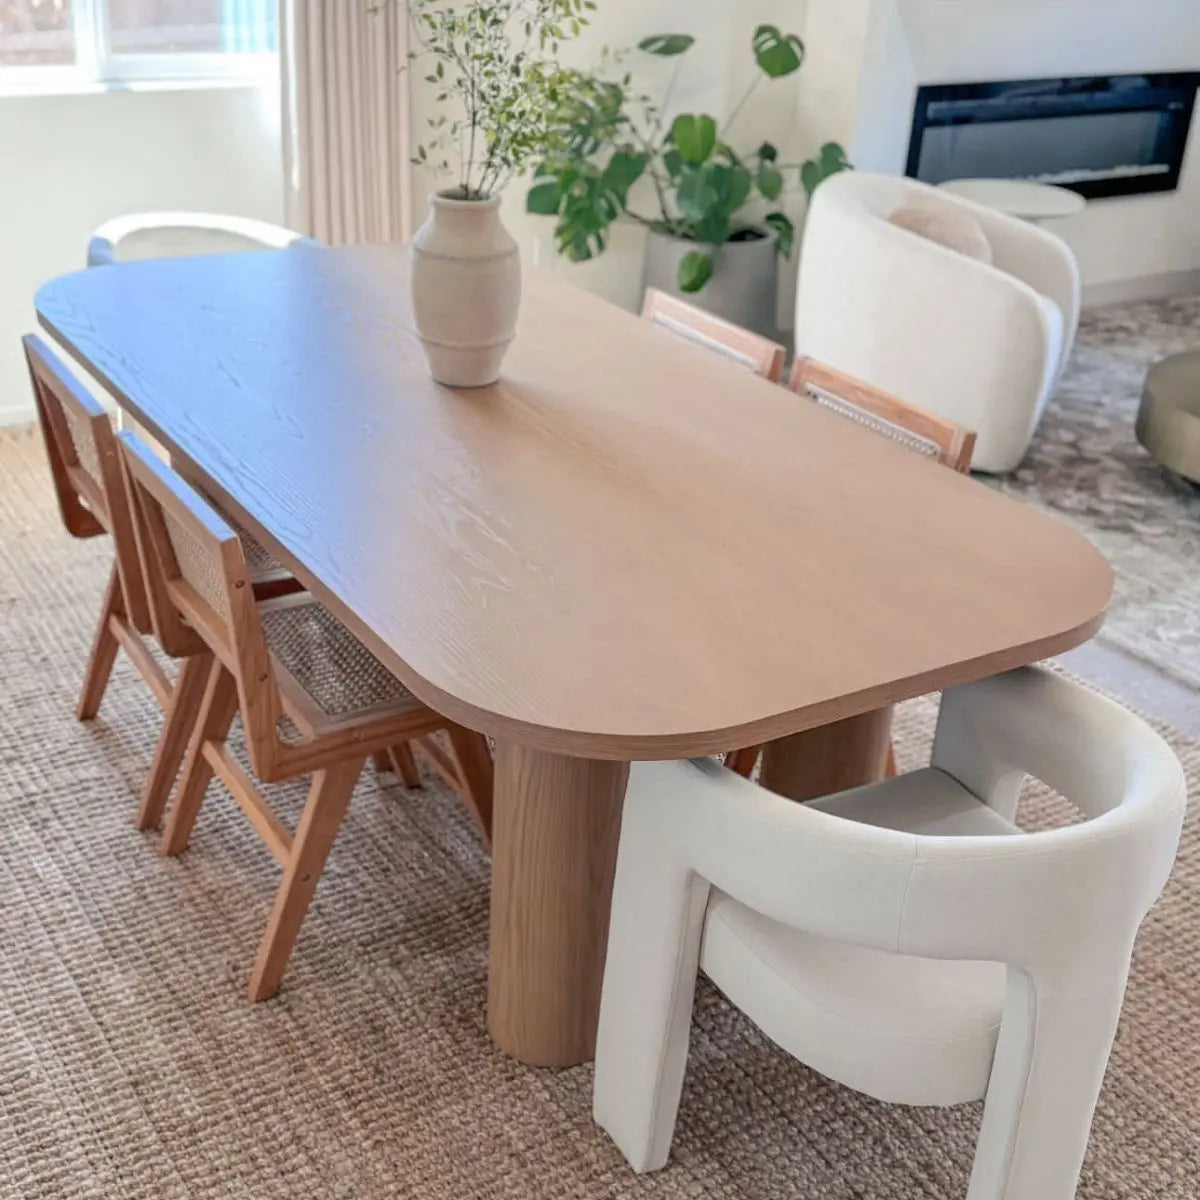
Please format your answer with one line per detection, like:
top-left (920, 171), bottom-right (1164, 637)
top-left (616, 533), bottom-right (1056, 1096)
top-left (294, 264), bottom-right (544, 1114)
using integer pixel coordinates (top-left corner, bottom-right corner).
top-left (623, 759), bottom-right (919, 953)
top-left (932, 667), bottom-right (1183, 823)
top-left (947, 197), bottom-right (1081, 373)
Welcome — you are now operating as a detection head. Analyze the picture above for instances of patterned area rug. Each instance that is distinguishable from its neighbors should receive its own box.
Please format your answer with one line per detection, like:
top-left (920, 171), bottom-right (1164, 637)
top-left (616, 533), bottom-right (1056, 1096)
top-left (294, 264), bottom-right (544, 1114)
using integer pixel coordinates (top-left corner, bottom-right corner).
top-left (997, 295), bottom-right (1200, 687)
top-left (1, 424), bottom-right (1199, 1198)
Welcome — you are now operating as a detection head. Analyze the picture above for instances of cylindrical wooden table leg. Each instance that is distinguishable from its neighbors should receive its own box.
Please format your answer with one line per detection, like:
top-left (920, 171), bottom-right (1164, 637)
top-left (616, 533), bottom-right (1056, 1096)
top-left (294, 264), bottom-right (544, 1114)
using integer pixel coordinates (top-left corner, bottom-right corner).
top-left (487, 743), bottom-right (629, 1068)
top-left (759, 707), bottom-right (894, 803)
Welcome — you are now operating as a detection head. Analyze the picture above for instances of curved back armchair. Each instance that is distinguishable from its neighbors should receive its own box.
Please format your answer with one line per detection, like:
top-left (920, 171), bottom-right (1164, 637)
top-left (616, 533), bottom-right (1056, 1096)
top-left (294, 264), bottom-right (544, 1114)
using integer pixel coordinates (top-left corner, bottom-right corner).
top-left (594, 667), bottom-right (1185, 1197)
top-left (88, 212), bottom-right (320, 267)
top-left (794, 172), bottom-right (1080, 472)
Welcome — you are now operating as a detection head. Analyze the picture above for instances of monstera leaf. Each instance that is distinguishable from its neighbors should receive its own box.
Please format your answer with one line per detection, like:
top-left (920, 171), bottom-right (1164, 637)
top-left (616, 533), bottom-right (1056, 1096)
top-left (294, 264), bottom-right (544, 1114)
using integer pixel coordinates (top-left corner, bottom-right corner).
top-left (752, 25), bottom-right (804, 78)
top-left (677, 250), bottom-right (713, 293)
top-left (638, 33), bottom-right (695, 56)
top-left (672, 114), bottom-right (717, 166)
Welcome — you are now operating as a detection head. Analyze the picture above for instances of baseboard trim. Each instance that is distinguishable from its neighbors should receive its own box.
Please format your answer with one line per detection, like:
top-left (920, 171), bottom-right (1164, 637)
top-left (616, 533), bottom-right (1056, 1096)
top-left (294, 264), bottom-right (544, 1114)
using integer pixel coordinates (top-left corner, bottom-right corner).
top-left (0, 404), bottom-right (34, 429)
top-left (1083, 268), bottom-right (1200, 309)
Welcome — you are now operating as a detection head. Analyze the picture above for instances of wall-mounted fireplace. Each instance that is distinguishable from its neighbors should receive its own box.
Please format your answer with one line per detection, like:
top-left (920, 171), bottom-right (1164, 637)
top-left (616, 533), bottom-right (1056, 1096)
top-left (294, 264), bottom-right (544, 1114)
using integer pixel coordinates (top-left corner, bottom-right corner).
top-left (906, 73), bottom-right (1200, 199)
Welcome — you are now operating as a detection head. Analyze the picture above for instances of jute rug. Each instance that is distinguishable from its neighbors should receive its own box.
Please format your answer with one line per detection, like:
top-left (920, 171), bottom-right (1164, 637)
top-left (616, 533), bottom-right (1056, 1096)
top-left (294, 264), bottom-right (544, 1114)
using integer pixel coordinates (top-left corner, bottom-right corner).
top-left (1, 423), bottom-right (1197, 1199)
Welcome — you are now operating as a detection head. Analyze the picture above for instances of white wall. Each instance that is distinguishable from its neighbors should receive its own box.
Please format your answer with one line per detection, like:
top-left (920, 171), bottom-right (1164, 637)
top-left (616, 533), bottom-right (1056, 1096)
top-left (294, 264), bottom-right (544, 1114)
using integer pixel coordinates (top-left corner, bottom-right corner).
top-left (836, 0), bottom-right (1200, 299)
top-left (409, 0), bottom-right (809, 313)
top-left (0, 83), bottom-right (284, 424)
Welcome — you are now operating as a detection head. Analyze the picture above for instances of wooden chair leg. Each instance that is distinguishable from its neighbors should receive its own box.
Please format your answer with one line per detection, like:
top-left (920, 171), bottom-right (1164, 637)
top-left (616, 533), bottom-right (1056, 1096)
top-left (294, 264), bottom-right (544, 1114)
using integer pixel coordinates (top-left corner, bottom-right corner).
top-left (725, 746), bottom-right (761, 778)
top-left (136, 651), bottom-right (214, 832)
top-left (387, 743), bottom-right (423, 789)
top-left (445, 725), bottom-right (494, 845)
top-left (159, 663), bottom-right (240, 856)
top-left (76, 564), bottom-right (123, 721)
top-left (885, 743), bottom-right (898, 778)
top-left (371, 750), bottom-right (391, 773)
top-left (246, 757), bottom-right (362, 1002)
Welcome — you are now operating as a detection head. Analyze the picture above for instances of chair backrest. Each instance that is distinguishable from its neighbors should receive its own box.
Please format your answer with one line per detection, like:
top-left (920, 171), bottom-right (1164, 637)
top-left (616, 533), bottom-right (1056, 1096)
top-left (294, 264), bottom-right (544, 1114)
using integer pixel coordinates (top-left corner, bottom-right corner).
top-left (23, 333), bottom-right (153, 633)
top-left (788, 357), bottom-right (976, 471)
top-left (88, 212), bottom-right (320, 267)
top-left (627, 668), bottom-right (1183, 978)
top-left (119, 433), bottom-right (280, 766)
top-left (641, 289), bottom-right (786, 382)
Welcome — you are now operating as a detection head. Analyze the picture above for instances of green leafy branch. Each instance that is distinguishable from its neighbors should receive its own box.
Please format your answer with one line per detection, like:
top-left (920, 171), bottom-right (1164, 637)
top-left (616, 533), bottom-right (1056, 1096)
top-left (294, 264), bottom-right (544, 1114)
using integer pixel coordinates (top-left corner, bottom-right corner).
top-left (527, 24), bottom-right (852, 292)
top-left (390, 0), bottom-right (598, 200)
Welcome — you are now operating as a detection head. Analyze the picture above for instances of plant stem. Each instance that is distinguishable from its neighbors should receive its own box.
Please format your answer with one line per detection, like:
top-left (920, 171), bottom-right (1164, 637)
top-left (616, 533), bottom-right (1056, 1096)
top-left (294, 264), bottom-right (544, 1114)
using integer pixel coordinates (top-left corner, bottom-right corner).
top-left (651, 57), bottom-right (682, 142)
top-left (724, 74), bottom-right (760, 138)
top-left (628, 122), bottom-right (676, 232)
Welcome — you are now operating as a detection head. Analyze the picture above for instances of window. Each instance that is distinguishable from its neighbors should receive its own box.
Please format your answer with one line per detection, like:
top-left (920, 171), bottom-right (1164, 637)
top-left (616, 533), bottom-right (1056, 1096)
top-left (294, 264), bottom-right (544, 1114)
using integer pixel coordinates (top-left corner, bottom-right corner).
top-left (0, 0), bottom-right (276, 86)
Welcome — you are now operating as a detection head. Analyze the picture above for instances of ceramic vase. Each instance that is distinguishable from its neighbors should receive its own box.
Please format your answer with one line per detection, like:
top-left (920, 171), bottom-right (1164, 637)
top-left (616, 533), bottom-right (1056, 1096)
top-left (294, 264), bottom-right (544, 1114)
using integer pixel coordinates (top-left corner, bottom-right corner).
top-left (411, 190), bottom-right (522, 388)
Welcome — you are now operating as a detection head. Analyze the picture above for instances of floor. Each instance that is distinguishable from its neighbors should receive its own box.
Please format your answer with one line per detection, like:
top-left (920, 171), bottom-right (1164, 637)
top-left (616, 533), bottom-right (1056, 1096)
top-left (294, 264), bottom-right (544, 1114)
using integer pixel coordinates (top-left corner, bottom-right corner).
top-left (1059, 639), bottom-right (1200, 737)
top-left (995, 292), bottom-right (1200, 694)
top-left (3, 295), bottom-right (1199, 1198)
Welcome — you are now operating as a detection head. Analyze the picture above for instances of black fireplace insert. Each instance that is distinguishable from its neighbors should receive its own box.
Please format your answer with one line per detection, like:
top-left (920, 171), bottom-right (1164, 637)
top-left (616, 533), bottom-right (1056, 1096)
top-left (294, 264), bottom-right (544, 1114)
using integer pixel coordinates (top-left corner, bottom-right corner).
top-left (906, 73), bottom-right (1200, 199)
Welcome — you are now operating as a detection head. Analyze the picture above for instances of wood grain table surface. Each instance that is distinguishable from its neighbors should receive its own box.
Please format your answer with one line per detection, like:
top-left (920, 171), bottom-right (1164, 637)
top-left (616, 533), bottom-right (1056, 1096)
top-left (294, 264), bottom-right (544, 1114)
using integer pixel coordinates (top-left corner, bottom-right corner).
top-left (36, 244), bottom-right (1113, 1066)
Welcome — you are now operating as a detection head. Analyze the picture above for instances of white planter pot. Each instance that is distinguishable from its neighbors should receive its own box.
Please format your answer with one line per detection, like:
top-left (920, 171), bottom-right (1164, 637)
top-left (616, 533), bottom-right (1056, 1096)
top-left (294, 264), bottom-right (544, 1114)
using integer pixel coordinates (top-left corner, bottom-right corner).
top-left (642, 229), bottom-right (778, 338)
top-left (412, 191), bottom-right (521, 388)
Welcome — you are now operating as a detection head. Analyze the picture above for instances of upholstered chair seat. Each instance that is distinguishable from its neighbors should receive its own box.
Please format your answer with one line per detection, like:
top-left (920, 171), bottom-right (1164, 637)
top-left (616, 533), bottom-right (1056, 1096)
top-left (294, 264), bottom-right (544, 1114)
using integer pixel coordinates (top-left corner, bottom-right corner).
top-left (701, 767), bottom-right (1018, 1108)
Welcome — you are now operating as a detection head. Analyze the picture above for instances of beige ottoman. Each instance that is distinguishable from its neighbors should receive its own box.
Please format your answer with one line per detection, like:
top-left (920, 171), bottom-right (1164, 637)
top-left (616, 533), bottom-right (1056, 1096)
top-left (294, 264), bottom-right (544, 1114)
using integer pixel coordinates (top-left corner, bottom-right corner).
top-left (1137, 351), bottom-right (1200, 484)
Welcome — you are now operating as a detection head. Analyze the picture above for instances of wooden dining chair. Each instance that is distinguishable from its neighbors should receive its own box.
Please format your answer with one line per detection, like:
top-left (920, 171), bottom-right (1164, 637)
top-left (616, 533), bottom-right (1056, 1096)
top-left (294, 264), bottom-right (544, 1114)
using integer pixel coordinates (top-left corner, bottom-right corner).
top-left (789, 357), bottom-right (977, 470)
top-left (119, 433), bottom-right (494, 1002)
top-left (641, 289), bottom-right (787, 382)
top-left (23, 334), bottom-right (306, 830)
top-left (725, 357), bottom-right (977, 779)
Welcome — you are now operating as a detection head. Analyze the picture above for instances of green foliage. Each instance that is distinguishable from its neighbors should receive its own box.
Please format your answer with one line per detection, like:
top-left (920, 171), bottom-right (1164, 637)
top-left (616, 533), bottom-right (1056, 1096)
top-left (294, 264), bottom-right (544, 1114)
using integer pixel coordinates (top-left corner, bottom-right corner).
top-left (637, 33), bottom-right (694, 56)
top-left (678, 250), bottom-right (713, 293)
top-left (763, 212), bottom-right (796, 258)
top-left (671, 114), bottom-right (717, 166)
top-left (395, 0), bottom-right (597, 200)
top-left (527, 22), bottom-right (850, 294)
top-left (751, 24), bottom-right (805, 78)
top-left (800, 142), bottom-right (852, 198)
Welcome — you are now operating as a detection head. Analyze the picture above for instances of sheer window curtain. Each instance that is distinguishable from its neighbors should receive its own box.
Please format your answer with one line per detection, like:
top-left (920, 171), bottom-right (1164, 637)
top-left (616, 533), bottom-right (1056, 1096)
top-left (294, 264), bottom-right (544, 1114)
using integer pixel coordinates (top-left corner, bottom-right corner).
top-left (280, 1), bottom-right (412, 245)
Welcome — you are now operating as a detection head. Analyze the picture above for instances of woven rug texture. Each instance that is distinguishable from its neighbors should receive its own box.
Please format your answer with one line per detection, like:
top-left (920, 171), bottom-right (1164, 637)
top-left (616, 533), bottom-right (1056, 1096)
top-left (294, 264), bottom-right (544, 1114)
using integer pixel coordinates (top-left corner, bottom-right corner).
top-left (1, 423), bottom-right (1197, 1199)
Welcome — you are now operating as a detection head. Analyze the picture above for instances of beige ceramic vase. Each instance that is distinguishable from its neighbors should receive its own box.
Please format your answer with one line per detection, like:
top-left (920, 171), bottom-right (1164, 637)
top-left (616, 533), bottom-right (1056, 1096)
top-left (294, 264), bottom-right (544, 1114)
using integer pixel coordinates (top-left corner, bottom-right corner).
top-left (411, 190), bottom-right (522, 388)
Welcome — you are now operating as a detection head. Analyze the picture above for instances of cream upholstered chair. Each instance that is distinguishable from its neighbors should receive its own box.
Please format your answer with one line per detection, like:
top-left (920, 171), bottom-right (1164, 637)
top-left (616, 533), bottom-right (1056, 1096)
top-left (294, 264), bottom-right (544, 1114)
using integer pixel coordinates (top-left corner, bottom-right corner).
top-left (594, 667), bottom-right (1185, 1197)
top-left (794, 172), bottom-right (1080, 473)
top-left (642, 288), bottom-right (786, 381)
top-left (87, 212), bottom-right (319, 266)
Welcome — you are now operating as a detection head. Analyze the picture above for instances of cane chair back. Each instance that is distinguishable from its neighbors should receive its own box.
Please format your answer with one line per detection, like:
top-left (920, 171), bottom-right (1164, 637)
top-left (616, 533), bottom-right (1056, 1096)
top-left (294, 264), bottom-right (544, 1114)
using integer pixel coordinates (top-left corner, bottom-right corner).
top-left (641, 289), bottom-right (786, 381)
top-left (788, 357), bottom-right (976, 472)
top-left (23, 334), bottom-right (153, 633)
top-left (119, 432), bottom-right (280, 766)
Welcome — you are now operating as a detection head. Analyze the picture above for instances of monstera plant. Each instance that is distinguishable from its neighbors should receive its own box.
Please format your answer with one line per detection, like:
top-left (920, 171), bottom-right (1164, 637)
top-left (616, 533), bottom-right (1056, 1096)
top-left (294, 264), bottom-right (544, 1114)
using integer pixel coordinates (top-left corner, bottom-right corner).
top-left (527, 25), bottom-right (850, 302)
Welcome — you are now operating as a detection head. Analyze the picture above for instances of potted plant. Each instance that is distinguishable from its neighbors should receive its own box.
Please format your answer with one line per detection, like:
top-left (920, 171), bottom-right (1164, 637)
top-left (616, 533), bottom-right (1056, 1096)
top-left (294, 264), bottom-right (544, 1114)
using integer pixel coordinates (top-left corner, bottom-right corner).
top-left (400, 0), bottom-right (592, 387)
top-left (527, 26), bottom-right (850, 336)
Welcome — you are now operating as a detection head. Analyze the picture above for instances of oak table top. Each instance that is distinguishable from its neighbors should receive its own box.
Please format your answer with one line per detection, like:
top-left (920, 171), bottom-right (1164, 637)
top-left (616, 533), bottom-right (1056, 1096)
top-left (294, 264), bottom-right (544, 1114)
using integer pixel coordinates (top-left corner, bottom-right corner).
top-left (35, 244), bottom-right (1112, 762)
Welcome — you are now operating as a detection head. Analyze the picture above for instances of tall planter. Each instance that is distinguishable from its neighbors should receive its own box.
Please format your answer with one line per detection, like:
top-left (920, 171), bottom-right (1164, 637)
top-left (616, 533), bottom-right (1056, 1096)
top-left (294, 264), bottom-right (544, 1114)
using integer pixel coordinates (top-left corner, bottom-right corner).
top-left (412, 191), bottom-right (522, 388)
top-left (641, 230), bottom-right (779, 338)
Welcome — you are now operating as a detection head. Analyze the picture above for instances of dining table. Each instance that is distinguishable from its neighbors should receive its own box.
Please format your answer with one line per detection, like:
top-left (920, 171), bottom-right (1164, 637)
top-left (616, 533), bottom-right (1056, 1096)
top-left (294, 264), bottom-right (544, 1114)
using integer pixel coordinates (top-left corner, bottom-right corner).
top-left (35, 243), bottom-right (1113, 1069)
